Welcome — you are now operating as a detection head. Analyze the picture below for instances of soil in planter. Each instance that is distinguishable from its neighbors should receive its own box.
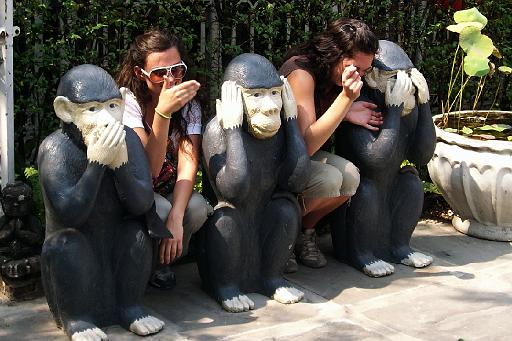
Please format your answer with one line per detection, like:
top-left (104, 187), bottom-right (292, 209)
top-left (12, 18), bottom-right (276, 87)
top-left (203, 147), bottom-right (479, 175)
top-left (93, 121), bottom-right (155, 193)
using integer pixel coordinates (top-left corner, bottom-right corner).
top-left (436, 112), bottom-right (512, 141)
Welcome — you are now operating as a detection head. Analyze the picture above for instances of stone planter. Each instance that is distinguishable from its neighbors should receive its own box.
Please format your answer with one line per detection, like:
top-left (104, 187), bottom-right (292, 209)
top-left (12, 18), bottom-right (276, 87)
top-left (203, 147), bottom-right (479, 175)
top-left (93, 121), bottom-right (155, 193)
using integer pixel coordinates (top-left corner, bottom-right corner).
top-left (427, 111), bottom-right (512, 241)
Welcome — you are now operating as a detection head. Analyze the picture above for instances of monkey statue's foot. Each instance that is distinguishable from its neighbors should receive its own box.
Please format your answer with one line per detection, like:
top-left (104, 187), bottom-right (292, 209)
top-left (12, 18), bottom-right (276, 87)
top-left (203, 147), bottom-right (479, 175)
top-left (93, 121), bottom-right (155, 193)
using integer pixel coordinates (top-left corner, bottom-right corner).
top-left (263, 278), bottom-right (304, 304)
top-left (400, 251), bottom-right (433, 268)
top-left (67, 321), bottom-right (107, 341)
top-left (72, 327), bottom-right (108, 341)
top-left (221, 294), bottom-right (255, 312)
top-left (363, 260), bottom-right (394, 277)
top-left (120, 306), bottom-right (164, 336)
top-left (129, 316), bottom-right (165, 336)
top-left (217, 285), bottom-right (254, 313)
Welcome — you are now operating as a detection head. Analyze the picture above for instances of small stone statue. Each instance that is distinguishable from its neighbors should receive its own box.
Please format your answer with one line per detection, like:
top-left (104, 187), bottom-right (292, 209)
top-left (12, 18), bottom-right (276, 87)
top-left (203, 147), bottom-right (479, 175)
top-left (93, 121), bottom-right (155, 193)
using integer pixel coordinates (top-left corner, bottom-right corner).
top-left (0, 181), bottom-right (44, 300)
top-left (332, 40), bottom-right (436, 277)
top-left (38, 64), bottom-right (169, 340)
top-left (199, 53), bottom-right (311, 312)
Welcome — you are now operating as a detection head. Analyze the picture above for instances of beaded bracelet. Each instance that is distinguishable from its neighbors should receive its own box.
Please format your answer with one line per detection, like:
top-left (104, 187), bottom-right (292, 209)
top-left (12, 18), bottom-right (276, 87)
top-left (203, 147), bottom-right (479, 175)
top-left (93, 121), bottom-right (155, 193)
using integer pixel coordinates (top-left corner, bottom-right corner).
top-left (155, 108), bottom-right (172, 120)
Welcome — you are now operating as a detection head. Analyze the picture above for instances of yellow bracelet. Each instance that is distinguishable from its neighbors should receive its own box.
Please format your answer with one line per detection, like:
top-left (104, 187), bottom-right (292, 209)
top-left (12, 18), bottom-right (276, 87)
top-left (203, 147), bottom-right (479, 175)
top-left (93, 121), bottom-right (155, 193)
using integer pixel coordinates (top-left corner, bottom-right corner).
top-left (155, 108), bottom-right (171, 120)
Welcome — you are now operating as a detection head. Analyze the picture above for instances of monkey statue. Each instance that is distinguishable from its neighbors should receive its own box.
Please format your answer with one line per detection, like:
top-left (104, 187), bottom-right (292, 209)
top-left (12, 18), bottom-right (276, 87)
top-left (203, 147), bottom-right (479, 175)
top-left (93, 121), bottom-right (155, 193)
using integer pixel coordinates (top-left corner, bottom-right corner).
top-left (0, 181), bottom-right (44, 300)
top-left (332, 40), bottom-right (436, 277)
top-left (37, 64), bottom-right (170, 340)
top-left (198, 53), bottom-right (311, 313)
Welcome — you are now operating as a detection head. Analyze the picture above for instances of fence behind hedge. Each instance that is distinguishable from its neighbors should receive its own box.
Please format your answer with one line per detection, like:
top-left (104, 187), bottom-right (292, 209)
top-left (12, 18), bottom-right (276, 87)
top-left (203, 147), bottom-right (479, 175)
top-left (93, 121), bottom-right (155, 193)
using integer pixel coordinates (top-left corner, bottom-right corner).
top-left (13, 0), bottom-right (512, 173)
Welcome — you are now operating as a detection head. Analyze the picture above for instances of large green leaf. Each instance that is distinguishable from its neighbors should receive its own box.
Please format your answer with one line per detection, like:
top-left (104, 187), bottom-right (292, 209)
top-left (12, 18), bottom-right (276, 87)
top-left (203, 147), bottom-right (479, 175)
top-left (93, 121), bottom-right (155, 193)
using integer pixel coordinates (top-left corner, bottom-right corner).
top-left (447, 22), bottom-right (484, 33)
top-left (454, 7), bottom-right (487, 28)
top-left (464, 54), bottom-right (490, 77)
top-left (499, 66), bottom-right (512, 75)
top-left (478, 124), bottom-right (512, 132)
top-left (459, 27), bottom-right (494, 57)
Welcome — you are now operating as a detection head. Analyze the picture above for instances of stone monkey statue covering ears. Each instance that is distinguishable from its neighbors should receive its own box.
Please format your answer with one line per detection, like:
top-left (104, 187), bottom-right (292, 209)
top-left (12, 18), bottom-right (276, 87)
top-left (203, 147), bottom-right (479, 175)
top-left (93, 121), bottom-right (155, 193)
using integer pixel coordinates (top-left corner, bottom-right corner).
top-left (332, 40), bottom-right (435, 277)
top-left (38, 64), bottom-right (170, 340)
top-left (199, 53), bottom-right (311, 312)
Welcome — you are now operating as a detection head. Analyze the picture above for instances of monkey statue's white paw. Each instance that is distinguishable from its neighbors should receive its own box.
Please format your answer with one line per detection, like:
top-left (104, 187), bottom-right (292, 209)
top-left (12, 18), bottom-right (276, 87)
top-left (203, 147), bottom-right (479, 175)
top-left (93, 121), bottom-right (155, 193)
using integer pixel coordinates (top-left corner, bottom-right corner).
top-left (363, 260), bottom-right (395, 277)
top-left (401, 251), bottom-right (433, 268)
top-left (221, 294), bottom-right (255, 313)
top-left (72, 327), bottom-right (108, 341)
top-left (272, 286), bottom-right (304, 304)
top-left (129, 315), bottom-right (165, 336)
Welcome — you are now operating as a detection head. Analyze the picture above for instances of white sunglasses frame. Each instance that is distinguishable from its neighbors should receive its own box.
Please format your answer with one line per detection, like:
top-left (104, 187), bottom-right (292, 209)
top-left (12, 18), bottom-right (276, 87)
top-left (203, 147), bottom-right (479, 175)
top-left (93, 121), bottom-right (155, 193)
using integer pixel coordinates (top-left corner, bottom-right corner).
top-left (140, 61), bottom-right (188, 83)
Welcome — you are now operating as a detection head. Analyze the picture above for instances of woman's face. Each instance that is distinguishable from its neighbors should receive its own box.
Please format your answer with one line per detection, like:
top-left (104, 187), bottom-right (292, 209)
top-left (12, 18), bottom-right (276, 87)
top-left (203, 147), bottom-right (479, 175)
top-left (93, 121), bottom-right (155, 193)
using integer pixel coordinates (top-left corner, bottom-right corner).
top-left (136, 46), bottom-right (183, 97)
top-left (331, 51), bottom-right (374, 87)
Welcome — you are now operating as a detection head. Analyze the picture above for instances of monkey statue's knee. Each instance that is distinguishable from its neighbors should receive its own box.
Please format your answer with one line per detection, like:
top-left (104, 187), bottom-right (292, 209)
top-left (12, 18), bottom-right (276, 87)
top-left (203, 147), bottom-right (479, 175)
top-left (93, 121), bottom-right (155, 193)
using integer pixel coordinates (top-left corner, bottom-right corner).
top-left (201, 53), bottom-right (309, 311)
top-left (38, 64), bottom-right (164, 339)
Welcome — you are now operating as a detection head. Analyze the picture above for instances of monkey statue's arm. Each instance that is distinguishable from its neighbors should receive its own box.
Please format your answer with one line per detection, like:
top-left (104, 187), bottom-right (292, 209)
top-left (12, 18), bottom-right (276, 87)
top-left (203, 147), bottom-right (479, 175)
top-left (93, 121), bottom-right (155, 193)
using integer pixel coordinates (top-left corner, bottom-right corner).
top-left (203, 81), bottom-right (250, 202)
top-left (113, 127), bottom-right (154, 216)
top-left (406, 68), bottom-right (436, 166)
top-left (348, 71), bottom-right (411, 169)
top-left (278, 77), bottom-right (311, 193)
top-left (37, 132), bottom-right (106, 228)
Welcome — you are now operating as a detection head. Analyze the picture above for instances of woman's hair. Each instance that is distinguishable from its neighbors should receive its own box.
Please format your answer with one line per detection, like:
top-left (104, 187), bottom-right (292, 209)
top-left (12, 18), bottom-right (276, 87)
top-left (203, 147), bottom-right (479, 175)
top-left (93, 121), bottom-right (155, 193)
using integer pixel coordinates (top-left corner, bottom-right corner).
top-left (116, 29), bottom-right (191, 149)
top-left (284, 18), bottom-right (379, 91)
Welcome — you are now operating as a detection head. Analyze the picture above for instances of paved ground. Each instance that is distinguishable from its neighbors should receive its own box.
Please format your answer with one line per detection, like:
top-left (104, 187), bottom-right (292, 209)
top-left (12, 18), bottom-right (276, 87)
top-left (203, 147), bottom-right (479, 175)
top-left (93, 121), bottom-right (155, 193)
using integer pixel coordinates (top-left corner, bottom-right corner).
top-left (1, 219), bottom-right (512, 340)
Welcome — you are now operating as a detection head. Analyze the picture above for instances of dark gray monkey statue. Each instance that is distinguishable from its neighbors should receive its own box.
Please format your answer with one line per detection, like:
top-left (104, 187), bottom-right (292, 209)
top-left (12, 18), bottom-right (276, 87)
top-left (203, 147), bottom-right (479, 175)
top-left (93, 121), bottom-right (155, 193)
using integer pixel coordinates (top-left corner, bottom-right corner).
top-left (37, 64), bottom-right (170, 340)
top-left (0, 181), bottom-right (44, 300)
top-left (332, 40), bottom-right (436, 277)
top-left (198, 53), bottom-right (311, 312)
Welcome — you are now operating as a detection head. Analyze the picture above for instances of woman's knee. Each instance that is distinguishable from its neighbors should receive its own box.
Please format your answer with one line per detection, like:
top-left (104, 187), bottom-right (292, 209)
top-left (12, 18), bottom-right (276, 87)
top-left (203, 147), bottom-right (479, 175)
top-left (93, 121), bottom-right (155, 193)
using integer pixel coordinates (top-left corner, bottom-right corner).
top-left (184, 192), bottom-right (211, 233)
top-left (339, 162), bottom-right (360, 196)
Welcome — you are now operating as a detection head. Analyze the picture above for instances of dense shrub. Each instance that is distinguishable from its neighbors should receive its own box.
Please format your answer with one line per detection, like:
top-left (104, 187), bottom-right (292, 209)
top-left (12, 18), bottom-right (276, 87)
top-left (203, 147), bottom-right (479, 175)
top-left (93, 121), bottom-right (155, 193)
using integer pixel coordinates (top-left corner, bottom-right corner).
top-left (12, 0), bottom-right (512, 175)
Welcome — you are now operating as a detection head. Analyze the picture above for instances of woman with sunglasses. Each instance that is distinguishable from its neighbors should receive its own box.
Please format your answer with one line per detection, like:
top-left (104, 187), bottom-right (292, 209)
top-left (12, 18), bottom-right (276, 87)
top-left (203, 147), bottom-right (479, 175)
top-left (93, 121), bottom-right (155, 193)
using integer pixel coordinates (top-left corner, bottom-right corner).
top-left (117, 29), bottom-right (211, 288)
top-left (278, 18), bottom-right (380, 271)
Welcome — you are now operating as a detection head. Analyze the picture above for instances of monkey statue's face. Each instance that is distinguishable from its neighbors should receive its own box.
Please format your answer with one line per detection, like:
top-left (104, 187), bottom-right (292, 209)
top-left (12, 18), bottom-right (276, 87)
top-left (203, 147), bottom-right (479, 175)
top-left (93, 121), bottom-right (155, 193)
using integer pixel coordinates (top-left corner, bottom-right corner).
top-left (240, 86), bottom-right (282, 139)
top-left (0, 183), bottom-right (32, 218)
top-left (53, 89), bottom-right (126, 145)
top-left (365, 68), bottom-right (416, 116)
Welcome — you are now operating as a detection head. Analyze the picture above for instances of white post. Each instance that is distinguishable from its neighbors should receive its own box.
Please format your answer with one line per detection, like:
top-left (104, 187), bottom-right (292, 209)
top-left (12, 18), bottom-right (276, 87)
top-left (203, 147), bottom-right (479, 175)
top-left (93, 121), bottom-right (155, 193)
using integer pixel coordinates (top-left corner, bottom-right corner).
top-left (0, 0), bottom-right (18, 188)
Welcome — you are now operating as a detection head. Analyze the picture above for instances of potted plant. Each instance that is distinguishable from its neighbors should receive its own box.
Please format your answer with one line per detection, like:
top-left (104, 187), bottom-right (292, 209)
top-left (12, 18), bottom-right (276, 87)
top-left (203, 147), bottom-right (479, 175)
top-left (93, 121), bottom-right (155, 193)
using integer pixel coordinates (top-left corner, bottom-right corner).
top-left (427, 7), bottom-right (512, 241)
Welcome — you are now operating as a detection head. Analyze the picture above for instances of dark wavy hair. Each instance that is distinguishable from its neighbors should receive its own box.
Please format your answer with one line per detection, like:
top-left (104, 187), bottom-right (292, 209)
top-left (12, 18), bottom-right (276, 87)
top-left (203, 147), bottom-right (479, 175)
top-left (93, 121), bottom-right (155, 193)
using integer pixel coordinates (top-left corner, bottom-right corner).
top-left (116, 29), bottom-right (191, 148)
top-left (284, 18), bottom-right (379, 92)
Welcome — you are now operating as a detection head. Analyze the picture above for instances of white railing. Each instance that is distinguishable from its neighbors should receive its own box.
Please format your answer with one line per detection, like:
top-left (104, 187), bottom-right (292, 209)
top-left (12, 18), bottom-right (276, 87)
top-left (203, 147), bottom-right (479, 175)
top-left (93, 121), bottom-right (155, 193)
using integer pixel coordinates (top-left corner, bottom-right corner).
top-left (0, 0), bottom-right (18, 188)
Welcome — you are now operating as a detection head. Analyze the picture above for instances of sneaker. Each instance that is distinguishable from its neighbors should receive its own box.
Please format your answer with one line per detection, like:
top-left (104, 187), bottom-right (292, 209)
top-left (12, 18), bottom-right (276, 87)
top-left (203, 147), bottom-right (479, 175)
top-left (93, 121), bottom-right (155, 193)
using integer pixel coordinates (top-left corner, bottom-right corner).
top-left (149, 265), bottom-right (176, 290)
top-left (284, 252), bottom-right (299, 274)
top-left (297, 230), bottom-right (327, 268)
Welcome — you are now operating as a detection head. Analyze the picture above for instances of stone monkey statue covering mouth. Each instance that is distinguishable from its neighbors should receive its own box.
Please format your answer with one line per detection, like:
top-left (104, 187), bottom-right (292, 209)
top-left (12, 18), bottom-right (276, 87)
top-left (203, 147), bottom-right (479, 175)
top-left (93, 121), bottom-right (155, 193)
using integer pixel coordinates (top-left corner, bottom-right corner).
top-left (38, 64), bottom-right (170, 340)
top-left (199, 53), bottom-right (311, 312)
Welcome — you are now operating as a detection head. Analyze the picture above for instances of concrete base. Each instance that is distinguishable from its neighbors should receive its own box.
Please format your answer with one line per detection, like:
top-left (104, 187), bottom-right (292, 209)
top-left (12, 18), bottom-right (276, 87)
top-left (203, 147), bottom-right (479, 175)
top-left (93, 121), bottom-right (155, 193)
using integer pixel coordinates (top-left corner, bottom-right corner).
top-left (452, 215), bottom-right (512, 241)
top-left (1, 219), bottom-right (512, 340)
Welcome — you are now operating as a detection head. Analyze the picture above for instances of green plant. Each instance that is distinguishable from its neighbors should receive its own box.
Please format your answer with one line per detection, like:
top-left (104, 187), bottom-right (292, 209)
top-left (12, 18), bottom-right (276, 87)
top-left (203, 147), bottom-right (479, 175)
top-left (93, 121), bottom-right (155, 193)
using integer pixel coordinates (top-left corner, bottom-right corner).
top-left (442, 7), bottom-right (511, 140)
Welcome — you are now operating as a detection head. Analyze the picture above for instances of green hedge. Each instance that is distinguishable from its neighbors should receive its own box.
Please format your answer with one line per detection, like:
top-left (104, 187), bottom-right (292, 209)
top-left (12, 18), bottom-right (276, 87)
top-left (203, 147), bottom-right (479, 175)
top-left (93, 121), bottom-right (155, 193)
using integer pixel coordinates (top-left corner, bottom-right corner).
top-left (13, 0), bottom-right (512, 174)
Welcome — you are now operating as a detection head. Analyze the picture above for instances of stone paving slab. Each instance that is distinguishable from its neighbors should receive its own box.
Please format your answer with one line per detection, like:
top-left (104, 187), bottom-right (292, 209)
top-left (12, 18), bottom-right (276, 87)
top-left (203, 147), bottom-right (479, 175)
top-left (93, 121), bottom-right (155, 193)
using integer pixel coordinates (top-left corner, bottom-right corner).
top-left (1, 220), bottom-right (511, 340)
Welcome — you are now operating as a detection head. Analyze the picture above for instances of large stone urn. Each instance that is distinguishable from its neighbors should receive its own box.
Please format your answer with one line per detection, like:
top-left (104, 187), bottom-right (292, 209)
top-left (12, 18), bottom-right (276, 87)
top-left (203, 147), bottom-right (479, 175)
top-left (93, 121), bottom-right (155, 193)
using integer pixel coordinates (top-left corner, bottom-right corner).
top-left (428, 111), bottom-right (512, 241)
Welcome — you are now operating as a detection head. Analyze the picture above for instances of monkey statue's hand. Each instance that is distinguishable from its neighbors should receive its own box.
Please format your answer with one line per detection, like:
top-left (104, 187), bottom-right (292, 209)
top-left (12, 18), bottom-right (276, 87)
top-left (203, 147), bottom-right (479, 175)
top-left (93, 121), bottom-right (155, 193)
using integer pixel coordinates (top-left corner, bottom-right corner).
top-left (108, 123), bottom-right (128, 170)
top-left (410, 68), bottom-right (430, 104)
top-left (280, 76), bottom-right (297, 120)
top-left (385, 70), bottom-right (413, 108)
top-left (216, 80), bottom-right (243, 130)
top-left (86, 121), bottom-right (127, 167)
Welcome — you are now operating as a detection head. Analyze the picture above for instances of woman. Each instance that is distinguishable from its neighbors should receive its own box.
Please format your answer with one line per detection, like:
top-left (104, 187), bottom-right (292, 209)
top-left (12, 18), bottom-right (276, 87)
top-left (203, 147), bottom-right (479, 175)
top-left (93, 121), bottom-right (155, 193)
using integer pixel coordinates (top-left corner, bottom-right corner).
top-left (117, 30), bottom-right (211, 288)
top-left (279, 18), bottom-right (380, 270)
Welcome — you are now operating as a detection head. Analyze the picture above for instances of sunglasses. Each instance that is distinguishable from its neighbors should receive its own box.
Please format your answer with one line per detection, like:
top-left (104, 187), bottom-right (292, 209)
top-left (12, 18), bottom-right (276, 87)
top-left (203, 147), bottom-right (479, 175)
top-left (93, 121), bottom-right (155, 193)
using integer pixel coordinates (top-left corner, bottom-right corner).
top-left (140, 61), bottom-right (188, 83)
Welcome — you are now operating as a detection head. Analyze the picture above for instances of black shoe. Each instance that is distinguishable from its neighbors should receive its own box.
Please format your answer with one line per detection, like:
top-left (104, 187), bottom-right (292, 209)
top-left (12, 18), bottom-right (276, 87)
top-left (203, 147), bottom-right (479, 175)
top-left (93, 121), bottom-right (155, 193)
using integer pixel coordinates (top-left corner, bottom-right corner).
top-left (149, 266), bottom-right (176, 290)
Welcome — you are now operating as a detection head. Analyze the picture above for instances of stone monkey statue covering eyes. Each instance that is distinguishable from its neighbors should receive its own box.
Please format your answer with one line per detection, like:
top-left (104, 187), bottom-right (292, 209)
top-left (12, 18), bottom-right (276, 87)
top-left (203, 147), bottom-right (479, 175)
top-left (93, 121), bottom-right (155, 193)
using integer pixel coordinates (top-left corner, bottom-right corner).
top-left (38, 64), bottom-right (170, 340)
top-left (198, 53), bottom-right (311, 312)
top-left (332, 40), bottom-right (436, 277)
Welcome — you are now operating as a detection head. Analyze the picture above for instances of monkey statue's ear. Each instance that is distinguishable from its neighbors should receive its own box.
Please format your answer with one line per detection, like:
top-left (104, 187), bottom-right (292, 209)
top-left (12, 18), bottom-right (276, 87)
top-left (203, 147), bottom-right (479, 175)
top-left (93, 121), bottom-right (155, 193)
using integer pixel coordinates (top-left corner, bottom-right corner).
top-left (119, 87), bottom-right (128, 103)
top-left (53, 96), bottom-right (75, 123)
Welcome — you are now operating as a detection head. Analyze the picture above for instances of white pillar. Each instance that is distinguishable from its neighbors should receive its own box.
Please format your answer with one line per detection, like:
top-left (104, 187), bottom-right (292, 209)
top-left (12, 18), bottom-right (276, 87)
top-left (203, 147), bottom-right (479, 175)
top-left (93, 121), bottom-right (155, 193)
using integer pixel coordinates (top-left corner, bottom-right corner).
top-left (0, 0), bottom-right (18, 188)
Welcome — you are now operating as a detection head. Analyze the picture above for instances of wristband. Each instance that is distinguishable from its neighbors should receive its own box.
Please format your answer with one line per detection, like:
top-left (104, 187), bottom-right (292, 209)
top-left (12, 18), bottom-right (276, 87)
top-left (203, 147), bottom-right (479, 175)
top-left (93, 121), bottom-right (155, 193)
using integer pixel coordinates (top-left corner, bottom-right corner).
top-left (155, 108), bottom-right (172, 120)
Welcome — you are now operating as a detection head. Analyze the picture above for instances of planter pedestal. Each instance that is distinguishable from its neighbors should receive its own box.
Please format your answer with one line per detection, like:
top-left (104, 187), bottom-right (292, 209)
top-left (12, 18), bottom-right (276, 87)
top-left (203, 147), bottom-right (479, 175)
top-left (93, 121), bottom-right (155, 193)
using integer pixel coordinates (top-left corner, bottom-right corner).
top-left (428, 111), bottom-right (512, 241)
